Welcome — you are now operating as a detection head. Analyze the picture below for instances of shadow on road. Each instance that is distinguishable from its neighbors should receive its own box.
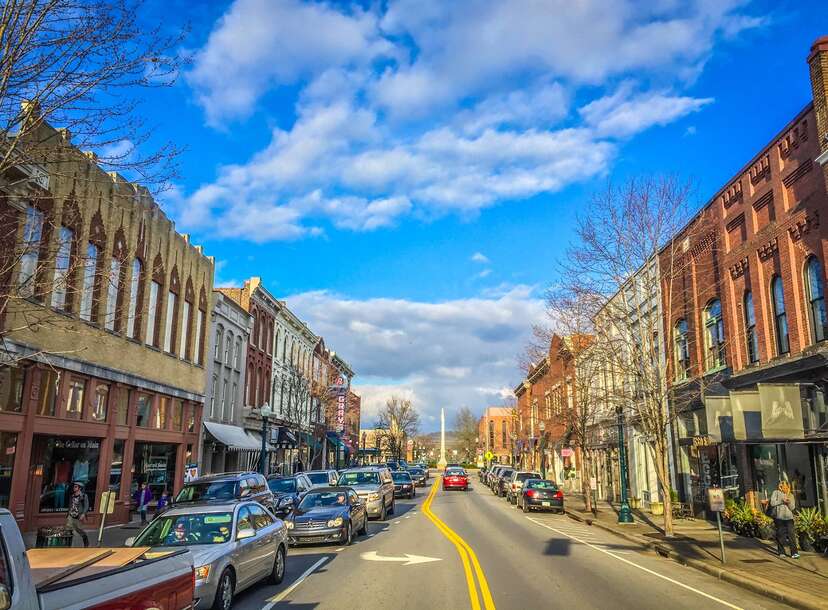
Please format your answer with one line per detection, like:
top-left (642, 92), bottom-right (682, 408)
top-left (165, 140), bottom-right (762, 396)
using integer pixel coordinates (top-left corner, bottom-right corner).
top-left (544, 537), bottom-right (572, 556)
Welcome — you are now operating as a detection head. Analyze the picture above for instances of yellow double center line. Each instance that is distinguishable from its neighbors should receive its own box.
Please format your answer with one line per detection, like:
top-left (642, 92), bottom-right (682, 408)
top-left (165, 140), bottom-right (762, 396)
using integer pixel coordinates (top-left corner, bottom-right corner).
top-left (423, 477), bottom-right (496, 610)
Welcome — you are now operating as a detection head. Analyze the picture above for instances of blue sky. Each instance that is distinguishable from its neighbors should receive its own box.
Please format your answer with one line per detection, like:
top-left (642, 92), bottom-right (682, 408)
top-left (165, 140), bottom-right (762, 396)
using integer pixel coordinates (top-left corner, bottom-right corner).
top-left (129, 0), bottom-right (826, 430)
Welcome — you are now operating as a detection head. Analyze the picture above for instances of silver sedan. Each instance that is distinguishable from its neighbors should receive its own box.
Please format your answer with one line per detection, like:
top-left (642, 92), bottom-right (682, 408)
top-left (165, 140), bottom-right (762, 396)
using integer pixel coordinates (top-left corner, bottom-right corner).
top-left (127, 500), bottom-right (288, 610)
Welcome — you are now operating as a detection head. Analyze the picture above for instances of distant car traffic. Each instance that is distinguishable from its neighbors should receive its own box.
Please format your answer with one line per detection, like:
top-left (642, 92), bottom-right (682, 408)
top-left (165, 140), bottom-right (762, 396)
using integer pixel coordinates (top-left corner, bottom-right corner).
top-left (442, 467), bottom-right (469, 491)
top-left (175, 472), bottom-right (276, 514)
top-left (385, 461), bottom-right (401, 471)
top-left (129, 500), bottom-right (287, 610)
top-left (337, 467), bottom-right (396, 520)
top-left (267, 474), bottom-right (313, 518)
top-left (286, 487), bottom-right (368, 546)
top-left (392, 471), bottom-right (416, 498)
top-left (519, 479), bottom-right (565, 513)
top-left (506, 471), bottom-right (543, 505)
top-left (304, 470), bottom-right (339, 488)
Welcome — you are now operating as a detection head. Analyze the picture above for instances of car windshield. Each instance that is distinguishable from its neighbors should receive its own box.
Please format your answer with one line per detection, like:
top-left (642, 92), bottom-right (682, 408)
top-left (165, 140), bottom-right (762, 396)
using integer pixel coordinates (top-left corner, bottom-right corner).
top-left (268, 478), bottom-right (297, 493)
top-left (527, 480), bottom-right (558, 489)
top-left (175, 481), bottom-right (238, 503)
top-left (338, 471), bottom-right (380, 485)
top-left (392, 472), bottom-right (412, 482)
top-left (306, 472), bottom-right (331, 485)
top-left (408, 468), bottom-right (424, 475)
top-left (446, 469), bottom-right (465, 476)
top-left (517, 473), bottom-right (541, 481)
top-left (298, 491), bottom-right (348, 509)
top-left (134, 512), bottom-right (234, 546)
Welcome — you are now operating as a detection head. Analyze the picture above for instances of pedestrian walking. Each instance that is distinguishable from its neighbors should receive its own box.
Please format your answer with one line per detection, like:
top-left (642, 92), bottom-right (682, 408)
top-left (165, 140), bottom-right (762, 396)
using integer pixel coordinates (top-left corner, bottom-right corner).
top-left (66, 482), bottom-right (89, 547)
top-left (156, 488), bottom-right (170, 515)
top-left (134, 482), bottom-right (153, 525)
top-left (769, 480), bottom-right (799, 558)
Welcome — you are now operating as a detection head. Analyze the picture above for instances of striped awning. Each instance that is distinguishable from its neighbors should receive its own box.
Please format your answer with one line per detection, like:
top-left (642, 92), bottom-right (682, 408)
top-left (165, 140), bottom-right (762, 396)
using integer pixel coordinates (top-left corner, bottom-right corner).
top-left (204, 421), bottom-right (262, 452)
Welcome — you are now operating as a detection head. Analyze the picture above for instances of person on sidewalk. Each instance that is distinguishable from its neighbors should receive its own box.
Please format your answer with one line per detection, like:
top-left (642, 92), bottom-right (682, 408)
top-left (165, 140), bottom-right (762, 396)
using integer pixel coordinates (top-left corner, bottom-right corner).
top-left (66, 482), bottom-right (89, 548)
top-left (134, 482), bottom-right (153, 525)
top-left (156, 488), bottom-right (169, 515)
top-left (769, 481), bottom-right (799, 559)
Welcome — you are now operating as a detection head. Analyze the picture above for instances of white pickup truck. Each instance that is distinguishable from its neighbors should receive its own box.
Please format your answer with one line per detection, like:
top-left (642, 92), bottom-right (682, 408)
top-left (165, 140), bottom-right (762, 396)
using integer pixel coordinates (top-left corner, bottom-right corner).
top-left (0, 509), bottom-right (195, 610)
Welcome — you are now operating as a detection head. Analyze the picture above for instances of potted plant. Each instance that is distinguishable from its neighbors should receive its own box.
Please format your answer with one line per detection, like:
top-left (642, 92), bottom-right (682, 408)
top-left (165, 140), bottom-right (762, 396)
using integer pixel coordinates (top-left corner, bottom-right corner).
top-left (755, 511), bottom-right (774, 540)
top-left (795, 507), bottom-right (825, 552)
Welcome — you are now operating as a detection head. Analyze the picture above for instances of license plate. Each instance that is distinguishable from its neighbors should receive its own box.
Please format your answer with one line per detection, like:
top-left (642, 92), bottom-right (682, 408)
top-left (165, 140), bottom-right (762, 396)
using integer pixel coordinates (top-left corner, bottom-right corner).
top-left (542, 501), bottom-right (551, 507)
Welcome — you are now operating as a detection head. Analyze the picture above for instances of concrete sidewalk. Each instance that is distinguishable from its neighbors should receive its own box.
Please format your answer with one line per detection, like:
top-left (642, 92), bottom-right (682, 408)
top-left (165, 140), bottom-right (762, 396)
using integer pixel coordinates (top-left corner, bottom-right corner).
top-left (565, 494), bottom-right (828, 610)
top-left (22, 518), bottom-right (145, 549)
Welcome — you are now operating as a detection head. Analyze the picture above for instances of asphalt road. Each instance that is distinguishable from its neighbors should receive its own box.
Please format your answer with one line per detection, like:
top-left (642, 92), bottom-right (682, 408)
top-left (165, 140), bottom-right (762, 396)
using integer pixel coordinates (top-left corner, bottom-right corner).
top-left (233, 474), bottom-right (791, 610)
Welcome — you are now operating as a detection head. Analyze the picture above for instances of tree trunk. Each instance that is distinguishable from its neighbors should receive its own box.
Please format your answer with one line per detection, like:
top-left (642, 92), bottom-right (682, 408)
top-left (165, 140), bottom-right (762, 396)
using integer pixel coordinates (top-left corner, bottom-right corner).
top-left (581, 450), bottom-right (593, 512)
top-left (655, 442), bottom-right (674, 537)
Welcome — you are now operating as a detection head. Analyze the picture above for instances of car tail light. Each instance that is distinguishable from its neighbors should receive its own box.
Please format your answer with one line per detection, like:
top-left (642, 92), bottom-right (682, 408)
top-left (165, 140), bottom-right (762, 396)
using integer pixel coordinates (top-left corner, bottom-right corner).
top-left (526, 490), bottom-right (537, 498)
top-left (554, 490), bottom-right (564, 499)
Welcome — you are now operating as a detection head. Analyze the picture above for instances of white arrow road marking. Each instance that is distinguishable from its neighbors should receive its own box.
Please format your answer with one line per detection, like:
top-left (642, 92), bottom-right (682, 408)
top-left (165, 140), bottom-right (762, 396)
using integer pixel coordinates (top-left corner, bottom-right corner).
top-left (360, 551), bottom-right (442, 566)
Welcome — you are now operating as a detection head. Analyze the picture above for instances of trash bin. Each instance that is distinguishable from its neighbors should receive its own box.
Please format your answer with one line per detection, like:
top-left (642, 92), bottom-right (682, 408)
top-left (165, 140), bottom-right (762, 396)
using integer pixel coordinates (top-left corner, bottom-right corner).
top-left (35, 526), bottom-right (74, 548)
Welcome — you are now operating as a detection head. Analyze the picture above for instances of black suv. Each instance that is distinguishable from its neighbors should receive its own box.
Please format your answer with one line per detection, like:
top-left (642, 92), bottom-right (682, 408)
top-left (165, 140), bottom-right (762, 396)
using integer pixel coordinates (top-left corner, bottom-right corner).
top-left (173, 471), bottom-right (277, 513)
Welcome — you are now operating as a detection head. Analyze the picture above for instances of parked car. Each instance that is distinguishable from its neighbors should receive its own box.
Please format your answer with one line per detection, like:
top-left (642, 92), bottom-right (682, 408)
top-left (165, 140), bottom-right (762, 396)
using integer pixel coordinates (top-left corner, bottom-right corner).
top-left (392, 471), bottom-right (416, 498)
top-left (286, 487), bottom-right (368, 546)
top-left (406, 466), bottom-right (427, 487)
top-left (478, 465), bottom-right (489, 483)
top-left (267, 474), bottom-right (313, 518)
top-left (486, 465), bottom-right (507, 489)
top-left (385, 461), bottom-right (401, 471)
top-left (506, 471), bottom-right (543, 505)
top-left (175, 472), bottom-right (276, 514)
top-left (129, 500), bottom-right (287, 610)
top-left (304, 470), bottom-right (339, 488)
top-left (442, 467), bottom-right (469, 491)
top-left (0, 508), bottom-right (194, 610)
top-left (337, 467), bottom-right (395, 520)
top-left (519, 479), bottom-right (565, 513)
top-left (493, 468), bottom-right (515, 497)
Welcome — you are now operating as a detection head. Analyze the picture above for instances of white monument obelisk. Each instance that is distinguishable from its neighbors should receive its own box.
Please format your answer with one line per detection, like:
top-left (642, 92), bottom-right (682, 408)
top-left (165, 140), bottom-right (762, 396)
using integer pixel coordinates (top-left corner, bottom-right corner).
top-left (438, 407), bottom-right (448, 471)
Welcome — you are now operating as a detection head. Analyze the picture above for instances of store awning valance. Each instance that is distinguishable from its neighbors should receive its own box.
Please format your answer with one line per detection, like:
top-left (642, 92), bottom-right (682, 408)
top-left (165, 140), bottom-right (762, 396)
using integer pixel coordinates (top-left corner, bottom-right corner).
top-left (326, 432), bottom-right (346, 449)
top-left (270, 427), bottom-right (298, 449)
top-left (204, 421), bottom-right (262, 451)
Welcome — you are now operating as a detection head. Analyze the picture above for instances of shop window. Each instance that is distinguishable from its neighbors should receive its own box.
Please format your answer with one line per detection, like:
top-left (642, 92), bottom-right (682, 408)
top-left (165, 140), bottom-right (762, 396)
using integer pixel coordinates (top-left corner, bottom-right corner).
top-left (51, 226), bottom-right (74, 310)
top-left (744, 291), bottom-right (759, 364)
top-left (804, 256), bottom-right (827, 344)
top-left (79, 243), bottom-right (99, 321)
top-left (136, 394), bottom-right (151, 427)
top-left (673, 319), bottom-right (690, 380)
top-left (18, 204), bottom-right (44, 298)
top-left (0, 432), bottom-right (17, 508)
top-left (110, 439), bottom-right (124, 498)
top-left (37, 370), bottom-right (60, 416)
top-left (703, 299), bottom-right (726, 371)
top-left (154, 397), bottom-right (168, 429)
top-left (0, 366), bottom-right (25, 412)
top-left (116, 388), bottom-right (130, 426)
top-left (37, 436), bottom-right (99, 514)
top-left (126, 258), bottom-right (143, 339)
top-left (771, 275), bottom-right (789, 355)
top-left (172, 400), bottom-right (183, 431)
top-left (65, 379), bottom-right (86, 419)
top-left (92, 384), bottom-right (108, 422)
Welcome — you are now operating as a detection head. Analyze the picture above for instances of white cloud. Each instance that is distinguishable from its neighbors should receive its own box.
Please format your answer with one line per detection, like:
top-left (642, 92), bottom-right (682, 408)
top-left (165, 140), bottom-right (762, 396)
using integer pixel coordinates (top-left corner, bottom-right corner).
top-left (471, 252), bottom-right (489, 264)
top-left (476, 269), bottom-right (493, 279)
top-left (286, 287), bottom-right (546, 430)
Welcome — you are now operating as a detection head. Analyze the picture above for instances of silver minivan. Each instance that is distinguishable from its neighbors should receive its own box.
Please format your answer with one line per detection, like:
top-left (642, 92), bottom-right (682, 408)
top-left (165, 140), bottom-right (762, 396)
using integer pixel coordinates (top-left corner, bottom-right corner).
top-left (128, 500), bottom-right (288, 610)
top-left (336, 467), bottom-right (395, 520)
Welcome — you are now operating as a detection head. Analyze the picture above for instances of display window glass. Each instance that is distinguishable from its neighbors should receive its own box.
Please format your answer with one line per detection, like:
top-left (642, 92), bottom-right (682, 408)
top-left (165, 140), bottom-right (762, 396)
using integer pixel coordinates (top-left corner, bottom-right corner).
top-left (36, 436), bottom-right (100, 513)
top-left (92, 384), bottom-right (108, 422)
top-left (110, 439), bottom-right (125, 498)
top-left (0, 433), bottom-right (17, 508)
top-left (37, 370), bottom-right (60, 417)
top-left (65, 379), bottom-right (85, 419)
top-left (0, 367), bottom-right (25, 413)
top-left (136, 394), bottom-right (151, 427)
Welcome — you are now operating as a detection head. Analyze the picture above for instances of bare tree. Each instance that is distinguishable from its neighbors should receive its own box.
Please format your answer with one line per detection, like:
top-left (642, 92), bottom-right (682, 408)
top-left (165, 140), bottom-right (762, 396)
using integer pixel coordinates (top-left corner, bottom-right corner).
top-left (279, 362), bottom-right (314, 467)
top-left (453, 406), bottom-right (478, 463)
top-left (375, 396), bottom-right (420, 462)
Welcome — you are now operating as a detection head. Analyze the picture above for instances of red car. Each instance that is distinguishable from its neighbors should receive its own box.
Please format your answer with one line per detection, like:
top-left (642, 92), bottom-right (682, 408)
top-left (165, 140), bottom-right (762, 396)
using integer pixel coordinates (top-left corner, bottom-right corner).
top-left (442, 467), bottom-right (469, 491)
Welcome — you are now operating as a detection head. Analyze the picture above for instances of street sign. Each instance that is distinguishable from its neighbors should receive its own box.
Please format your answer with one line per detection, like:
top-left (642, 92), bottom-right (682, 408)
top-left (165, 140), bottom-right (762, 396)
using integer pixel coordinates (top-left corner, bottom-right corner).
top-left (100, 490), bottom-right (116, 514)
top-left (484, 451), bottom-right (494, 462)
top-left (707, 487), bottom-right (725, 512)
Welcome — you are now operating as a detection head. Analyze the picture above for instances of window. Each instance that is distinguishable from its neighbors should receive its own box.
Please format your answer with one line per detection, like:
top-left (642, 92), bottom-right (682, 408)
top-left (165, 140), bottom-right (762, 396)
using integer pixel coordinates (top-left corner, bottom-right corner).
top-left (18, 205), bottom-right (44, 297)
top-left (704, 299), bottom-right (726, 370)
top-left (195, 308), bottom-right (205, 365)
top-left (116, 388), bottom-right (130, 426)
top-left (105, 258), bottom-right (121, 331)
top-left (235, 338), bottom-right (242, 369)
top-left (153, 397), bottom-right (167, 429)
top-left (79, 243), bottom-right (99, 321)
top-left (38, 370), bottom-right (60, 416)
top-left (180, 300), bottom-right (191, 359)
top-left (163, 290), bottom-right (177, 353)
top-left (544, 392), bottom-right (551, 419)
top-left (221, 380), bottom-right (228, 420)
top-left (744, 291), bottom-right (759, 364)
top-left (65, 379), bottom-right (85, 419)
top-left (172, 400), bottom-right (183, 430)
top-left (127, 259), bottom-right (142, 339)
top-left (673, 319), bottom-right (690, 380)
top-left (237, 505), bottom-right (253, 531)
top-left (0, 367), bottom-right (25, 413)
top-left (215, 327), bottom-right (223, 361)
top-left (51, 226), bottom-right (73, 310)
top-left (110, 439), bottom-right (124, 498)
top-left (210, 374), bottom-right (218, 418)
top-left (230, 382), bottom-right (237, 421)
top-left (805, 257), bottom-right (827, 343)
top-left (136, 394), bottom-right (151, 427)
top-left (771, 275), bottom-right (789, 355)
top-left (225, 334), bottom-right (232, 364)
top-left (275, 329), bottom-right (281, 360)
top-left (145, 281), bottom-right (161, 346)
top-left (187, 405), bottom-right (195, 432)
top-left (92, 384), bottom-right (108, 422)
top-left (501, 421), bottom-right (507, 447)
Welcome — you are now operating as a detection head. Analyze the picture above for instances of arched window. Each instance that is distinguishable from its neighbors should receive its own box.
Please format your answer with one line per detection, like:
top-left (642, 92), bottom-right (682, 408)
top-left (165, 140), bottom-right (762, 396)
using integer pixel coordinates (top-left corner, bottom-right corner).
top-left (180, 280), bottom-right (194, 360)
top-left (127, 258), bottom-right (143, 339)
top-left (235, 337), bottom-right (243, 369)
top-left (224, 333), bottom-right (233, 364)
top-left (674, 319), bottom-right (690, 380)
top-left (703, 299), bottom-right (725, 370)
top-left (146, 255), bottom-right (164, 347)
top-left (275, 328), bottom-right (281, 360)
top-left (744, 291), bottom-right (759, 364)
top-left (196, 288), bottom-right (208, 365)
top-left (105, 228), bottom-right (127, 332)
top-left (215, 326), bottom-right (224, 361)
top-left (79, 242), bottom-right (99, 321)
top-left (163, 268), bottom-right (180, 354)
top-left (805, 256), bottom-right (827, 343)
top-left (488, 420), bottom-right (495, 448)
top-left (771, 275), bottom-right (789, 355)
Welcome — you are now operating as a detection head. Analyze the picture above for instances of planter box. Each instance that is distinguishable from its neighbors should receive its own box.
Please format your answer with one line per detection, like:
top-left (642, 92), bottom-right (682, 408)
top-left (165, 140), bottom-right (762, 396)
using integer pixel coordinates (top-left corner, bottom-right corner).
top-left (650, 501), bottom-right (664, 516)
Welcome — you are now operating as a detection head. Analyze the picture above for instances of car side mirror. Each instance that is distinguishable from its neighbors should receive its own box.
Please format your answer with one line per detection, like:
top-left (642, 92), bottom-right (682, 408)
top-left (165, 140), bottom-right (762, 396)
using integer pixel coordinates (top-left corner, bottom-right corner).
top-left (124, 536), bottom-right (135, 547)
top-left (0, 584), bottom-right (10, 610)
top-left (237, 527), bottom-right (256, 540)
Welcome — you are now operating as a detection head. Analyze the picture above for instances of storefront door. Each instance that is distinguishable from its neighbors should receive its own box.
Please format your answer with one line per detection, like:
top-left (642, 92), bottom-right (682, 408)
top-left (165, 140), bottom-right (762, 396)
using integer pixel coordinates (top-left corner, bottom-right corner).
top-left (132, 442), bottom-right (178, 504)
top-left (28, 435), bottom-right (101, 518)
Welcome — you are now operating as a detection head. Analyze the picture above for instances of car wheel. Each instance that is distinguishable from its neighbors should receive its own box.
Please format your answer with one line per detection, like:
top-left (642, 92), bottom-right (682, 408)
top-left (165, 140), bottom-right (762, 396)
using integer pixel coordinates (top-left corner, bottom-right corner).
top-left (389, 498), bottom-right (396, 515)
top-left (522, 499), bottom-right (529, 513)
top-left (269, 545), bottom-right (286, 584)
top-left (380, 501), bottom-right (387, 521)
top-left (358, 516), bottom-right (368, 535)
top-left (212, 569), bottom-right (234, 610)
top-left (342, 522), bottom-right (353, 546)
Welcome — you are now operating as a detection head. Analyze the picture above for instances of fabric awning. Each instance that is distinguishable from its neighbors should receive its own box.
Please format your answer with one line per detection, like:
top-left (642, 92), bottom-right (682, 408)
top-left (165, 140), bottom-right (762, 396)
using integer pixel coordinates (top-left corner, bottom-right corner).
top-left (270, 427), bottom-right (298, 449)
top-left (204, 421), bottom-right (262, 451)
top-left (326, 432), bottom-right (346, 449)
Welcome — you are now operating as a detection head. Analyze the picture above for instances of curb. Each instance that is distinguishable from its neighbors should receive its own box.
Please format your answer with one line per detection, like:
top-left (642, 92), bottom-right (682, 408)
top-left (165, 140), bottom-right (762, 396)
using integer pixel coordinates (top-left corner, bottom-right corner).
top-left (565, 509), bottom-right (825, 610)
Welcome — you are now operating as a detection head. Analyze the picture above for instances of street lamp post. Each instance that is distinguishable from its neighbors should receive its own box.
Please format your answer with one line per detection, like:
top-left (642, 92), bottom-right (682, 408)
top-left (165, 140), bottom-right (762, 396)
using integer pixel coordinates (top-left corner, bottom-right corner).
top-left (538, 420), bottom-right (547, 479)
top-left (615, 405), bottom-right (634, 524)
top-left (259, 403), bottom-right (273, 476)
top-left (361, 431), bottom-right (367, 465)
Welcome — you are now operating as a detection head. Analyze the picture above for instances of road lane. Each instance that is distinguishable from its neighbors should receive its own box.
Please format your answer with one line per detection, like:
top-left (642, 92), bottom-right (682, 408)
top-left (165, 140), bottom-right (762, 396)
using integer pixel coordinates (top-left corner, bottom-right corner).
top-left (428, 478), bottom-right (790, 610)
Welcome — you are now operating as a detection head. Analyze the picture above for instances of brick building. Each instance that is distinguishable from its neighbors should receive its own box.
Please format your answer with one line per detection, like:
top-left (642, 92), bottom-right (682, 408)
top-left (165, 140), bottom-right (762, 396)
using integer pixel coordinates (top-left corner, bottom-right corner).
top-left (663, 37), bottom-right (828, 516)
top-left (0, 119), bottom-right (212, 531)
top-left (478, 407), bottom-right (515, 465)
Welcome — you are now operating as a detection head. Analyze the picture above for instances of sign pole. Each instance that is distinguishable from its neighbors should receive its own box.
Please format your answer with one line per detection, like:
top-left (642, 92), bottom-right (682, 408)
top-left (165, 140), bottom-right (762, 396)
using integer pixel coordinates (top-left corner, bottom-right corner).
top-left (707, 487), bottom-right (726, 564)
top-left (97, 491), bottom-right (111, 547)
top-left (716, 512), bottom-right (726, 563)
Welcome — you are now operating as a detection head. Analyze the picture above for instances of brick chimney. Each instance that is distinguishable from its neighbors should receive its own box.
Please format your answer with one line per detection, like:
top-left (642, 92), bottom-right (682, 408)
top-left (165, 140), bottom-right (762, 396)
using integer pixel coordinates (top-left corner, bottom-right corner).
top-left (809, 36), bottom-right (828, 170)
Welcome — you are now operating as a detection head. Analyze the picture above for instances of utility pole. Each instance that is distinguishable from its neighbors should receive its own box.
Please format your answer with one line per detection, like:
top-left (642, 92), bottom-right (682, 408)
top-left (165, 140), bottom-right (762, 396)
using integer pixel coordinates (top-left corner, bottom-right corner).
top-left (616, 405), bottom-right (634, 523)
